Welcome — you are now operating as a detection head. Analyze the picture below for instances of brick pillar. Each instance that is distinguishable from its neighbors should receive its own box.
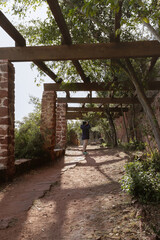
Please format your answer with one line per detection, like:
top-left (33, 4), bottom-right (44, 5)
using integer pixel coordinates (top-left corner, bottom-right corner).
top-left (56, 103), bottom-right (67, 149)
top-left (40, 91), bottom-right (56, 160)
top-left (0, 60), bottom-right (15, 180)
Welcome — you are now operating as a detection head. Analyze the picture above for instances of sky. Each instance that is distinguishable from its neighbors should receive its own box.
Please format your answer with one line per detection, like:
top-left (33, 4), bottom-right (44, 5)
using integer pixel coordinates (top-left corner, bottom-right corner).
top-left (0, 4), bottom-right (91, 122)
top-left (0, 5), bottom-right (54, 121)
top-left (0, 26), bottom-right (54, 121)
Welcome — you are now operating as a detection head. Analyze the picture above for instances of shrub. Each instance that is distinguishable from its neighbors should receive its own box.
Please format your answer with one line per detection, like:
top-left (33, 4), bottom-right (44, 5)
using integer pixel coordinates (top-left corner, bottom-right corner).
top-left (120, 151), bottom-right (160, 203)
top-left (121, 139), bottom-right (145, 151)
top-left (15, 96), bottom-right (49, 160)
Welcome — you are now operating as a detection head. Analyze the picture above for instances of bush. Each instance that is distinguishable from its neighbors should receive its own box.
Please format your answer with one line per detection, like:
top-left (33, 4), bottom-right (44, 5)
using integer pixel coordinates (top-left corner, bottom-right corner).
top-left (15, 96), bottom-right (49, 160)
top-left (121, 139), bottom-right (145, 151)
top-left (120, 151), bottom-right (160, 203)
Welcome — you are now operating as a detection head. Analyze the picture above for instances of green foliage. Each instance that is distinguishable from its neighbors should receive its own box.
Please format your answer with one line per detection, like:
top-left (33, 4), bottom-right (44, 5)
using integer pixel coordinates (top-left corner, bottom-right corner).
top-left (1, 0), bottom-right (160, 88)
top-left (15, 96), bottom-right (48, 159)
top-left (121, 151), bottom-right (160, 203)
top-left (121, 138), bottom-right (145, 151)
top-left (67, 120), bottom-right (81, 144)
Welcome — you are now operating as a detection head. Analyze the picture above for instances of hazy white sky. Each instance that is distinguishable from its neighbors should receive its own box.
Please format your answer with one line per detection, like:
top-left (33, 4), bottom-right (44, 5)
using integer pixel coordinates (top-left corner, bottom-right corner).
top-left (0, 26), bottom-right (54, 121)
top-left (0, 6), bottom-right (90, 121)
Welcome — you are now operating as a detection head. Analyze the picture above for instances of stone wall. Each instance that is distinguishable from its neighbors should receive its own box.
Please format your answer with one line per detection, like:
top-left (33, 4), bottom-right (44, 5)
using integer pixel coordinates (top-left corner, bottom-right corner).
top-left (56, 103), bottom-right (67, 149)
top-left (115, 91), bottom-right (160, 150)
top-left (0, 60), bottom-right (15, 179)
top-left (40, 91), bottom-right (57, 160)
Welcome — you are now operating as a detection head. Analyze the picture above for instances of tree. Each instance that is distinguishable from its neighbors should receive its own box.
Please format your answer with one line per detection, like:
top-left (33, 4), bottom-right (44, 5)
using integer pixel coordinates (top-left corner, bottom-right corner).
top-left (15, 96), bottom-right (49, 159)
top-left (1, 0), bottom-right (160, 150)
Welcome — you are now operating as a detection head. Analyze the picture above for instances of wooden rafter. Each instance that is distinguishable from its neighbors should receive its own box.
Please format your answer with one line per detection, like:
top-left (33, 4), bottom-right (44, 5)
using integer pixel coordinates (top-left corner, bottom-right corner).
top-left (47, 0), bottom-right (90, 83)
top-left (66, 112), bottom-right (107, 119)
top-left (0, 11), bottom-right (61, 82)
top-left (44, 82), bottom-right (160, 91)
top-left (57, 97), bottom-right (151, 104)
top-left (0, 11), bottom-right (26, 47)
top-left (67, 107), bottom-right (128, 112)
top-left (1, 41), bottom-right (160, 62)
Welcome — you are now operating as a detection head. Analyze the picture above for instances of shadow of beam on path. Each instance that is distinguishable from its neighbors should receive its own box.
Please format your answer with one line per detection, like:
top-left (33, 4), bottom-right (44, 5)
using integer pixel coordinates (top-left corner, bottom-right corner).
top-left (0, 147), bottom-right (126, 240)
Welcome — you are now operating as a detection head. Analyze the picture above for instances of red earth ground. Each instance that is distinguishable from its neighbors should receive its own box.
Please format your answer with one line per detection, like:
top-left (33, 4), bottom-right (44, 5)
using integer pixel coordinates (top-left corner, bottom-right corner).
top-left (0, 145), bottom-right (160, 240)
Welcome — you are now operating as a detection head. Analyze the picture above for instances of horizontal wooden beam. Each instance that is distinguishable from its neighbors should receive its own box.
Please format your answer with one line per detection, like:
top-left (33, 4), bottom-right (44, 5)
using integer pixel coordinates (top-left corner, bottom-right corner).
top-left (57, 97), bottom-right (142, 104)
top-left (44, 82), bottom-right (134, 91)
top-left (66, 112), bottom-right (107, 119)
top-left (0, 11), bottom-right (62, 83)
top-left (148, 81), bottom-right (160, 90)
top-left (67, 107), bottom-right (128, 112)
top-left (1, 41), bottom-right (160, 62)
top-left (44, 81), bottom-right (160, 92)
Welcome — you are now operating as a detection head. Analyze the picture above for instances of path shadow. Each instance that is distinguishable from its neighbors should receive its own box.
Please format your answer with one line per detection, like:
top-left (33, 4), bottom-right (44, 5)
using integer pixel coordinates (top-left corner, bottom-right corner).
top-left (0, 147), bottom-right (125, 240)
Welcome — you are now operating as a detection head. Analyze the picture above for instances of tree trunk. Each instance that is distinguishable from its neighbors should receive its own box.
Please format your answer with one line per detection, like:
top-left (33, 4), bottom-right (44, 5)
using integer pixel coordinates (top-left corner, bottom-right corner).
top-left (131, 104), bottom-right (137, 140)
top-left (105, 108), bottom-right (118, 147)
top-left (121, 105), bottom-right (129, 143)
top-left (126, 59), bottom-right (160, 152)
top-left (143, 21), bottom-right (160, 42)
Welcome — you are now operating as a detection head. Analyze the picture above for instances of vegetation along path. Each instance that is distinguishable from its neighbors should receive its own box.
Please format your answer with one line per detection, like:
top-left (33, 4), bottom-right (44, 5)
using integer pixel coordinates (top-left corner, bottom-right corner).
top-left (0, 146), bottom-right (159, 240)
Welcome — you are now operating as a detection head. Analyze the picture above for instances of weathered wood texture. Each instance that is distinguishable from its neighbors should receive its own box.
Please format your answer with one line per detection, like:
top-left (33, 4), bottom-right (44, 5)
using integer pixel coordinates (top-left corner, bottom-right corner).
top-left (0, 11), bottom-right (26, 47)
top-left (47, 0), bottom-right (90, 83)
top-left (1, 41), bottom-right (160, 62)
top-left (66, 112), bottom-right (107, 119)
top-left (57, 97), bottom-right (144, 104)
top-left (67, 107), bottom-right (128, 112)
top-left (0, 11), bottom-right (59, 82)
top-left (44, 82), bottom-right (160, 91)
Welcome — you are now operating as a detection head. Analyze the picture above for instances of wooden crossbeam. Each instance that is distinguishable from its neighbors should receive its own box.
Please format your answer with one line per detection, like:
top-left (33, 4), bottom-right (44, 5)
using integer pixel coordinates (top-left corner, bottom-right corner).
top-left (148, 81), bottom-right (160, 90)
top-left (44, 82), bottom-right (134, 91)
top-left (1, 41), bottom-right (160, 62)
top-left (67, 107), bottom-right (128, 112)
top-left (47, 0), bottom-right (90, 83)
top-left (57, 97), bottom-right (143, 104)
top-left (66, 112), bottom-right (107, 119)
top-left (0, 11), bottom-right (62, 82)
top-left (44, 82), bottom-right (160, 91)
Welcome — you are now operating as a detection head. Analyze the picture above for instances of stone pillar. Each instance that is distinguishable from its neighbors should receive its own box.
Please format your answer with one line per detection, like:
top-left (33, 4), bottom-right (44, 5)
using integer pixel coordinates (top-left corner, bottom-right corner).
top-left (0, 60), bottom-right (15, 180)
top-left (40, 90), bottom-right (56, 160)
top-left (56, 103), bottom-right (67, 149)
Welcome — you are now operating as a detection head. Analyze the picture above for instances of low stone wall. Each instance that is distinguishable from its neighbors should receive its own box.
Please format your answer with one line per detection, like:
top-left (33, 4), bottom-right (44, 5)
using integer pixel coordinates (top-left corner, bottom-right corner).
top-left (0, 149), bottom-right (65, 183)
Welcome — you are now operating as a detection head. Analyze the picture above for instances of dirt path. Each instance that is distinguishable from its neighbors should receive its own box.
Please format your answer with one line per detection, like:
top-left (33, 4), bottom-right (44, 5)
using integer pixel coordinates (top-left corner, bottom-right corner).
top-left (0, 146), bottom-right (154, 239)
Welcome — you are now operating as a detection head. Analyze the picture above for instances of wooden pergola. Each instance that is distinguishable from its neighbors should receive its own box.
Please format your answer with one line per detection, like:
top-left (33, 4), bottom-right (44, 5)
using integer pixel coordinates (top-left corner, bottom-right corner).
top-left (0, 0), bottom-right (160, 120)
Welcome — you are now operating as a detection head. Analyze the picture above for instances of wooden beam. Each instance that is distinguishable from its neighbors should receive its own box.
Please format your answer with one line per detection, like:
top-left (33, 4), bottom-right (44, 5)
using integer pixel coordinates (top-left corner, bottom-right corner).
top-left (33, 60), bottom-right (57, 81)
top-left (67, 107), bottom-right (128, 112)
top-left (148, 81), bottom-right (160, 90)
top-left (0, 11), bottom-right (62, 83)
top-left (1, 41), bottom-right (160, 62)
top-left (66, 112), bottom-right (107, 119)
top-left (47, 0), bottom-right (90, 83)
top-left (72, 60), bottom-right (90, 83)
top-left (0, 10), bottom-right (26, 46)
top-left (44, 82), bottom-right (134, 91)
top-left (47, 0), bottom-right (72, 45)
top-left (57, 97), bottom-right (142, 104)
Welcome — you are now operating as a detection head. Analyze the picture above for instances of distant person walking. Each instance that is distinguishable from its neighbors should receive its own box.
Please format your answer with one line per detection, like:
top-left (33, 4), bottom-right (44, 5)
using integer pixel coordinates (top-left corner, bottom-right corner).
top-left (81, 121), bottom-right (91, 155)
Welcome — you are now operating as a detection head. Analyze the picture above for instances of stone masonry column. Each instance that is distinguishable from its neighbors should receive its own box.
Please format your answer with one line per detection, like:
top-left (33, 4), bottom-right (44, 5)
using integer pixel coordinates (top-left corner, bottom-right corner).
top-left (40, 90), bottom-right (56, 160)
top-left (0, 60), bottom-right (15, 180)
top-left (56, 103), bottom-right (67, 149)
